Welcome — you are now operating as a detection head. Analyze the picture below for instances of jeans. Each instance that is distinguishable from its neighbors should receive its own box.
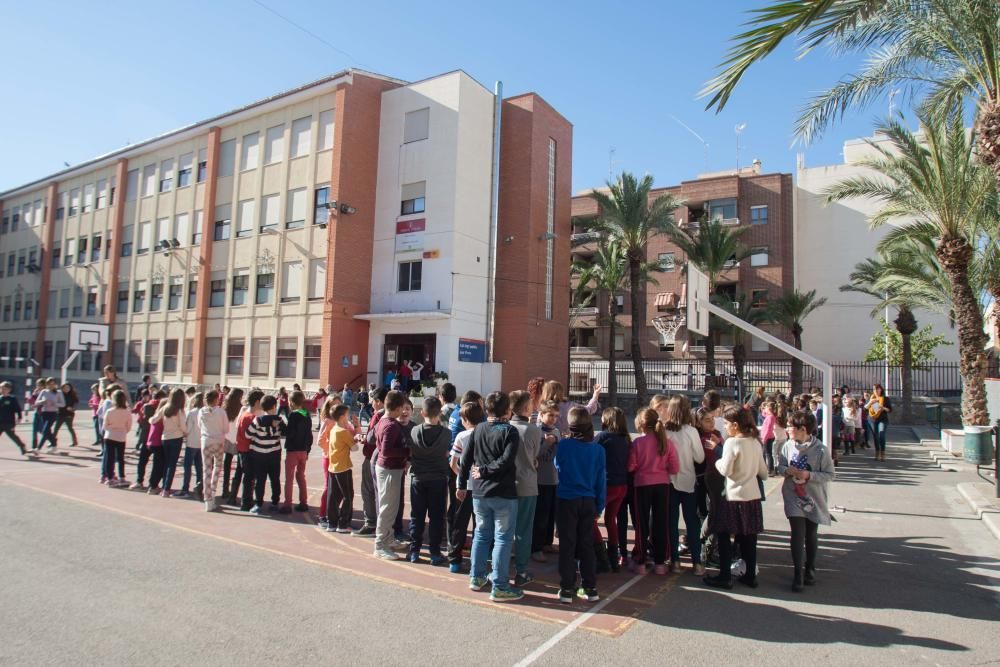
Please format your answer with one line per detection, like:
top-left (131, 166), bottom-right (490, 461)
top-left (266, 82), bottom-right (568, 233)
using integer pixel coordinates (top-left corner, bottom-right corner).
top-left (161, 438), bottom-right (183, 491)
top-left (470, 495), bottom-right (517, 589)
top-left (862, 419), bottom-right (873, 446)
top-left (669, 487), bottom-right (702, 565)
top-left (148, 446), bottom-right (166, 489)
top-left (38, 412), bottom-right (59, 449)
top-left (556, 496), bottom-right (597, 592)
top-left (762, 438), bottom-right (775, 473)
top-left (32, 410), bottom-right (42, 449)
top-left (92, 415), bottom-right (101, 445)
top-left (283, 450), bottom-right (308, 507)
top-left (616, 476), bottom-right (640, 562)
top-left (238, 452), bottom-right (254, 510)
top-left (789, 516), bottom-right (819, 580)
top-left (319, 456), bottom-right (330, 519)
top-left (873, 420), bottom-right (888, 452)
top-left (54, 412), bottom-right (78, 446)
top-left (327, 469), bottom-right (355, 530)
top-left (447, 487), bottom-right (475, 564)
top-left (374, 465), bottom-right (404, 551)
top-left (181, 447), bottom-right (203, 493)
top-left (102, 440), bottom-right (125, 480)
top-left (513, 495), bottom-right (537, 575)
top-left (409, 478), bottom-right (448, 557)
top-left (136, 444), bottom-right (152, 485)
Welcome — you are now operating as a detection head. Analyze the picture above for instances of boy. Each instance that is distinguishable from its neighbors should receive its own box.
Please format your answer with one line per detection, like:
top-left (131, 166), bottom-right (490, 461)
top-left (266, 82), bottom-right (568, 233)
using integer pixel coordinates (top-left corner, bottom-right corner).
top-left (0, 381), bottom-right (26, 455)
top-left (438, 383), bottom-right (458, 424)
top-left (246, 395), bottom-right (285, 514)
top-left (447, 401), bottom-right (482, 573)
top-left (458, 392), bottom-right (524, 603)
top-left (282, 390), bottom-right (312, 514)
top-left (233, 390), bottom-right (263, 508)
top-left (554, 407), bottom-right (606, 604)
top-left (509, 390), bottom-right (541, 586)
top-left (372, 390), bottom-right (409, 559)
top-left (393, 400), bottom-right (415, 544)
top-left (199, 390), bottom-right (229, 511)
top-left (34, 377), bottom-right (65, 452)
top-left (408, 396), bottom-right (451, 565)
top-left (358, 387), bottom-right (388, 535)
top-left (531, 400), bottom-right (560, 562)
top-left (326, 404), bottom-right (357, 533)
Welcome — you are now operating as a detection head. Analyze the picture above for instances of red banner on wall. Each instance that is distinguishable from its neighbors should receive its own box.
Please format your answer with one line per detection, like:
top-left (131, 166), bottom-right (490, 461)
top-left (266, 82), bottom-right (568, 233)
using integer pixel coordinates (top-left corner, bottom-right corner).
top-left (396, 218), bottom-right (426, 234)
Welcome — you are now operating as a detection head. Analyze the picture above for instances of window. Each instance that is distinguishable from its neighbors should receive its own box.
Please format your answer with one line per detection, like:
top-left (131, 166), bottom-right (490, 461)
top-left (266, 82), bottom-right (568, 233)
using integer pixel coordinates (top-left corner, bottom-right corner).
top-left (168, 279), bottom-right (182, 310)
top-left (313, 186), bottom-right (330, 225)
top-left (69, 188), bottom-right (80, 216)
top-left (150, 282), bottom-right (163, 311)
top-left (615, 294), bottom-right (625, 314)
top-left (13, 297), bottom-right (21, 322)
top-left (400, 181), bottom-right (426, 215)
top-left (250, 338), bottom-right (270, 376)
top-left (91, 234), bottom-right (101, 262)
top-left (81, 184), bottom-right (93, 213)
top-left (280, 261), bottom-right (302, 302)
top-left (136, 221), bottom-right (152, 255)
top-left (10, 209), bottom-right (18, 231)
top-left (751, 335), bottom-right (770, 353)
top-left (708, 198), bottom-right (738, 223)
top-left (398, 260), bottom-right (422, 292)
top-left (187, 278), bottom-right (198, 309)
top-left (124, 341), bottom-right (140, 373)
top-left (96, 179), bottom-right (108, 209)
top-left (24, 294), bottom-right (34, 321)
top-left (27, 248), bottom-right (37, 272)
top-left (260, 194), bottom-right (280, 231)
top-left (192, 210), bottom-right (203, 245)
top-left (141, 165), bottom-right (156, 197)
top-left (0, 215), bottom-right (7, 233)
top-left (750, 205), bottom-right (768, 225)
top-left (133, 280), bottom-right (146, 312)
top-left (240, 132), bottom-right (259, 171)
top-left (303, 338), bottom-right (321, 379)
top-left (1, 298), bottom-right (8, 322)
top-left (121, 224), bottom-right (134, 257)
top-left (72, 287), bottom-right (83, 317)
top-left (62, 240), bottom-right (73, 267)
top-left (286, 188), bottom-right (306, 229)
top-left (53, 341), bottom-right (65, 370)
top-left (158, 159), bottom-right (173, 192)
top-left (614, 333), bottom-right (625, 352)
top-left (318, 109), bottom-right (334, 151)
top-left (197, 148), bottom-right (208, 183)
top-left (657, 252), bottom-right (675, 271)
top-left (110, 174), bottom-right (117, 206)
top-left (174, 213), bottom-right (189, 247)
top-left (182, 338), bottom-right (194, 375)
top-left (0, 252), bottom-right (4, 276)
top-left (163, 339), bottom-right (178, 373)
top-left (177, 153), bottom-right (193, 188)
top-left (218, 140), bottom-right (236, 178)
top-left (403, 107), bottom-right (430, 143)
top-left (750, 246), bottom-right (769, 267)
top-left (17, 249), bottom-right (26, 274)
top-left (751, 289), bottom-right (769, 308)
top-left (126, 169), bottom-right (139, 201)
top-left (213, 203), bottom-right (231, 241)
top-left (255, 272), bottom-right (274, 304)
top-left (77, 237), bottom-right (88, 264)
top-left (111, 339), bottom-right (125, 371)
top-left (204, 338), bottom-right (222, 375)
top-left (227, 339), bottom-right (245, 375)
top-left (232, 271), bottom-right (249, 306)
top-left (144, 340), bottom-right (159, 374)
top-left (86, 287), bottom-right (97, 317)
top-left (264, 124), bottom-right (284, 164)
top-left (117, 283), bottom-right (129, 314)
top-left (236, 199), bottom-right (255, 238)
top-left (275, 338), bottom-right (297, 377)
top-left (308, 259), bottom-right (326, 300)
top-left (7, 254), bottom-right (14, 275)
top-left (59, 288), bottom-right (70, 318)
top-left (290, 116), bottom-right (311, 158)
top-left (210, 274), bottom-right (226, 307)
top-left (723, 254), bottom-right (739, 269)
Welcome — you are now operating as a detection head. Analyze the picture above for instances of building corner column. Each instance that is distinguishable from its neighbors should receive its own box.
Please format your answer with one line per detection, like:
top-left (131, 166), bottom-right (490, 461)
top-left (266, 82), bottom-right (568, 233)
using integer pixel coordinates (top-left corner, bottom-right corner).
top-left (34, 182), bottom-right (59, 366)
top-left (191, 127), bottom-right (221, 385)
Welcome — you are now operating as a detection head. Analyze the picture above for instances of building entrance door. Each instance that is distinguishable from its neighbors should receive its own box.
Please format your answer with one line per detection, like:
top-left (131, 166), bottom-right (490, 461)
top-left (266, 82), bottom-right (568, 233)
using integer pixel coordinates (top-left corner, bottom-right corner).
top-left (382, 334), bottom-right (436, 390)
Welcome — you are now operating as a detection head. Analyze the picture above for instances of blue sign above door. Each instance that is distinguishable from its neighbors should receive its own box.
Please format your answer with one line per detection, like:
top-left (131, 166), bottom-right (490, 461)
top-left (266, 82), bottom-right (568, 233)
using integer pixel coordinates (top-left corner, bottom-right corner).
top-left (458, 338), bottom-right (487, 363)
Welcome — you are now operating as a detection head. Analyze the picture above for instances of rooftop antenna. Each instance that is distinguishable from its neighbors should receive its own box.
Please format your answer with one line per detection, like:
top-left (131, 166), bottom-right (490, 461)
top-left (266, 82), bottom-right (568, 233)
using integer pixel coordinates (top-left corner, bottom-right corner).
top-left (669, 115), bottom-right (709, 171)
top-left (735, 123), bottom-right (747, 172)
top-left (608, 146), bottom-right (616, 180)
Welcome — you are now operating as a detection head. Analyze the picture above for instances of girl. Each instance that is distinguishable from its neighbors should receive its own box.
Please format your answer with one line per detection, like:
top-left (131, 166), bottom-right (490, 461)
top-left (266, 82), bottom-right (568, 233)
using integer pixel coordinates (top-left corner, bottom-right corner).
top-left (842, 396), bottom-right (860, 455)
top-left (860, 391), bottom-right (872, 449)
top-left (595, 407), bottom-right (631, 572)
top-left (222, 388), bottom-right (245, 501)
top-left (150, 388), bottom-right (187, 497)
top-left (759, 401), bottom-right (777, 475)
top-left (101, 390), bottom-right (131, 487)
top-left (29, 379), bottom-right (45, 451)
top-left (277, 387), bottom-right (290, 419)
top-left (771, 401), bottom-right (789, 475)
top-left (144, 389), bottom-right (169, 494)
top-left (694, 407), bottom-right (724, 568)
top-left (35, 378), bottom-right (64, 452)
top-left (53, 382), bottom-right (79, 447)
top-left (316, 395), bottom-right (340, 529)
top-left (88, 384), bottom-right (102, 448)
top-left (866, 384), bottom-right (892, 461)
top-left (177, 393), bottom-right (205, 499)
top-left (704, 406), bottom-right (769, 590)
top-left (654, 395), bottom-right (706, 576)
top-left (539, 379), bottom-right (601, 435)
top-left (777, 410), bottom-right (835, 592)
top-left (628, 408), bottom-right (679, 575)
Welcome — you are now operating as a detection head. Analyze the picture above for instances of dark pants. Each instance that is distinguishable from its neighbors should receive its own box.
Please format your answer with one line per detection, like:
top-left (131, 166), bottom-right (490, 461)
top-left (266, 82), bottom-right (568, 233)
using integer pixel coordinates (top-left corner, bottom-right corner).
top-left (38, 412), bottom-right (59, 448)
top-left (161, 438), bottom-right (183, 491)
top-left (409, 478), bottom-right (447, 557)
top-left (136, 443), bottom-right (152, 484)
top-left (92, 415), bottom-right (101, 445)
top-left (54, 412), bottom-right (78, 445)
top-left (326, 469), bottom-right (354, 529)
top-left (32, 410), bottom-right (42, 449)
top-left (862, 420), bottom-right (872, 446)
top-left (447, 491), bottom-right (475, 564)
top-left (181, 447), bottom-right (203, 492)
top-left (239, 452), bottom-right (254, 510)
top-left (634, 483), bottom-right (669, 564)
top-left (1, 426), bottom-right (26, 452)
top-left (873, 420), bottom-right (888, 452)
top-left (224, 451), bottom-right (236, 497)
top-left (616, 476), bottom-right (640, 562)
top-left (669, 486), bottom-right (702, 565)
top-left (789, 516), bottom-right (819, 580)
top-left (763, 437), bottom-right (775, 472)
top-left (148, 446), bottom-right (166, 488)
top-left (102, 440), bottom-right (125, 480)
top-left (532, 483), bottom-right (557, 552)
top-left (395, 475), bottom-right (405, 535)
top-left (717, 532), bottom-right (758, 582)
top-left (251, 451), bottom-right (281, 506)
top-left (361, 457), bottom-right (377, 527)
top-left (556, 496), bottom-right (597, 592)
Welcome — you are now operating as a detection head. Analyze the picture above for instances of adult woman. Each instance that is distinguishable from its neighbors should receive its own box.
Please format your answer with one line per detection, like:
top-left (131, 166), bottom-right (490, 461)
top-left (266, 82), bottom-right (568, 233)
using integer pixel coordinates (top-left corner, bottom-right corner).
top-left (704, 406), bottom-right (768, 590)
top-left (777, 409), bottom-right (835, 591)
top-left (53, 382), bottom-right (79, 447)
top-left (526, 377), bottom-right (546, 422)
top-left (222, 388), bottom-right (245, 500)
top-left (150, 388), bottom-right (187, 496)
top-left (865, 384), bottom-right (892, 461)
top-left (539, 380), bottom-right (601, 435)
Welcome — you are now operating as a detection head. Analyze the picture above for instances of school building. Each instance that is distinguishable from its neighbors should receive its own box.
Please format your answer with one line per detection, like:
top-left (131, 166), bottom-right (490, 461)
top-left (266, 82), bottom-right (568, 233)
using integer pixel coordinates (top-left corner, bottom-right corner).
top-left (0, 69), bottom-right (571, 394)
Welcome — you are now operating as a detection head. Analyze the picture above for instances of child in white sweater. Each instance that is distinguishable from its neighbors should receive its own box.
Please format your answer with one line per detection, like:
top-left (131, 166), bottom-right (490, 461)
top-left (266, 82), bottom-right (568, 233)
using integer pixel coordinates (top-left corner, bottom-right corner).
top-left (199, 390), bottom-right (229, 511)
top-left (177, 393), bottom-right (205, 499)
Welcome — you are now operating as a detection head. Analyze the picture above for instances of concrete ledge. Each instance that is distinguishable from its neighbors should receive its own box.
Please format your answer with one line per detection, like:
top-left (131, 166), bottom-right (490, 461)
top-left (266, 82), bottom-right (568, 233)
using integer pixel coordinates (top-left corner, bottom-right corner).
top-left (956, 482), bottom-right (1000, 542)
top-left (941, 429), bottom-right (965, 455)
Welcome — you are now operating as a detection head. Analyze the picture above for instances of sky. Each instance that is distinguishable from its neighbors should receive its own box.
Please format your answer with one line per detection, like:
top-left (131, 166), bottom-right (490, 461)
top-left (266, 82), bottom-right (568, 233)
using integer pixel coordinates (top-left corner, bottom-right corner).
top-left (0, 0), bottom-right (884, 195)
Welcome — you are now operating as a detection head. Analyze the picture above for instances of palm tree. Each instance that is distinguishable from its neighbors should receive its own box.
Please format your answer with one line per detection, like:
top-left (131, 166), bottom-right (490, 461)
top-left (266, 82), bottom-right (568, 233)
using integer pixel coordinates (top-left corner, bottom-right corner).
top-left (585, 173), bottom-right (682, 404)
top-left (572, 242), bottom-right (630, 407)
top-left (824, 110), bottom-right (996, 425)
top-left (715, 293), bottom-right (771, 400)
top-left (666, 217), bottom-right (755, 389)
top-left (766, 289), bottom-right (828, 395)
top-left (702, 0), bottom-right (1000, 192)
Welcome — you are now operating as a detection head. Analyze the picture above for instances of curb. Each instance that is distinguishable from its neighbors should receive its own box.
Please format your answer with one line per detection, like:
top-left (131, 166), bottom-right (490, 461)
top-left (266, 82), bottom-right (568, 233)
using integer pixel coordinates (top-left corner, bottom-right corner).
top-left (955, 481), bottom-right (1000, 542)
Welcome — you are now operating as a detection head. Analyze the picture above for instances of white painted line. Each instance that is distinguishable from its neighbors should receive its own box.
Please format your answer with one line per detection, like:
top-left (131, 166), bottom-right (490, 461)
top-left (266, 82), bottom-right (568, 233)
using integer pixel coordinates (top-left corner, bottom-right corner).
top-left (513, 573), bottom-right (644, 667)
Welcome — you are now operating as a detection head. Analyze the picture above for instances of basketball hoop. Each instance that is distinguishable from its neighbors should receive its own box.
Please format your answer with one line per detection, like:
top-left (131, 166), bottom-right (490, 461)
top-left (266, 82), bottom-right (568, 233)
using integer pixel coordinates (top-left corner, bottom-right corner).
top-left (653, 313), bottom-right (686, 351)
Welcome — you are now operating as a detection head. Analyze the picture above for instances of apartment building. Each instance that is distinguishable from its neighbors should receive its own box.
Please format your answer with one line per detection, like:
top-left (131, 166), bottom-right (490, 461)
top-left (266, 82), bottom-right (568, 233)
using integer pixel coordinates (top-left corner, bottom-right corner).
top-left (0, 69), bottom-right (571, 394)
top-left (570, 167), bottom-right (794, 363)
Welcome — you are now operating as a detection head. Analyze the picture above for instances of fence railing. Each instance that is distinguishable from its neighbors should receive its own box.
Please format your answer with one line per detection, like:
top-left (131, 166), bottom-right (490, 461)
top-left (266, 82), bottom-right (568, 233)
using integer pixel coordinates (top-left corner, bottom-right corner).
top-left (569, 359), bottom-right (964, 398)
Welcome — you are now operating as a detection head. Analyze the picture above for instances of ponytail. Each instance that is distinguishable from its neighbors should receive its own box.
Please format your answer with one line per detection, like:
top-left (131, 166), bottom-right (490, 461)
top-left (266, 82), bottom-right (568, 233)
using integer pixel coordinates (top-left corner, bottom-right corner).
top-left (654, 421), bottom-right (668, 457)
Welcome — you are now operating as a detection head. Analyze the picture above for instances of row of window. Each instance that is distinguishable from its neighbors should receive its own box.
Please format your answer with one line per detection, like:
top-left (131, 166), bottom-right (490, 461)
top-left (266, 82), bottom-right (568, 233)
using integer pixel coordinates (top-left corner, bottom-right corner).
top-left (654, 245), bottom-right (770, 271)
top-left (0, 199), bottom-right (44, 234)
top-left (1, 292), bottom-right (39, 323)
top-left (704, 200), bottom-right (769, 225)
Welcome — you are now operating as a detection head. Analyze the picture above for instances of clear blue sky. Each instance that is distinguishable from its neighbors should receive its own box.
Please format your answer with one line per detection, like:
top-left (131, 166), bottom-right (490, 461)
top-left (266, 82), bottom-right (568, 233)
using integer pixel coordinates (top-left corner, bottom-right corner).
top-left (1, 0), bottom-right (880, 194)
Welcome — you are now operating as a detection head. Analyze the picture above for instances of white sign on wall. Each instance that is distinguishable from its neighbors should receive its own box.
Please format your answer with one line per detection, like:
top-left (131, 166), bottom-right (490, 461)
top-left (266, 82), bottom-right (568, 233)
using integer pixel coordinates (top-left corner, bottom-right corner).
top-left (395, 232), bottom-right (424, 253)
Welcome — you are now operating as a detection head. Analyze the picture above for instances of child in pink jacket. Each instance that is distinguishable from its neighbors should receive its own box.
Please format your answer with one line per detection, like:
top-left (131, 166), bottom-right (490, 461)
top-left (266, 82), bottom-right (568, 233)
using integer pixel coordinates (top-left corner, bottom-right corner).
top-left (628, 408), bottom-right (679, 574)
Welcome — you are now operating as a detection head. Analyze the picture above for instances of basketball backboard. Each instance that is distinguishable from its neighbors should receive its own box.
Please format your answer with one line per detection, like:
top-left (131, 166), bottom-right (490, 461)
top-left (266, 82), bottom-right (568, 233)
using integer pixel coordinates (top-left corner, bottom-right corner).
top-left (69, 321), bottom-right (110, 352)
top-left (686, 263), bottom-right (710, 336)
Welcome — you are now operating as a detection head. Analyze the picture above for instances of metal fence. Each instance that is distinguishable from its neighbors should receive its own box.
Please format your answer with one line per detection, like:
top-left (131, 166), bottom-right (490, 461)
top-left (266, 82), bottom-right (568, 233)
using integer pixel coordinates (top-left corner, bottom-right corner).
top-left (570, 359), bottom-right (964, 399)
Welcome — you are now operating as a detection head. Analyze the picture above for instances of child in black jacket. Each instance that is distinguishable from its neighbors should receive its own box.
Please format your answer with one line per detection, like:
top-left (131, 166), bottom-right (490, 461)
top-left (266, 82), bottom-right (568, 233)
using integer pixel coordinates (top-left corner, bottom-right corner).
top-left (0, 381), bottom-right (26, 455)
top-left (281, 390), bottom-right (313, 514)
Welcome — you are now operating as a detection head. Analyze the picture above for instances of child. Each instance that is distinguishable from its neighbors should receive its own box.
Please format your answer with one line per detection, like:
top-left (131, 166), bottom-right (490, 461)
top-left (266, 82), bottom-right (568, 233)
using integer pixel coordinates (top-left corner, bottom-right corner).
top-left (150, 389), bottom-right (188, 497)
top-left (446, 401), bottom-right (482, 572)
top-left (130, 391), bottom-right (162, 489)
top-left (407, 396), bottom-right (451, 564)
top-left (373, 390), bottom-right (409, 560)
top-left (96, 388), bottom-right (114, 469)
top-left (246, 395), bottom-right (285, 514)
top-left (831, 395), bottom-right (845, 461)
top-left (233, 390), bottom-right (263, 509)
top-left (771, 402), bottom-right (789, 477)
top-left (282, 390), bottom-right (313, 514)
top-left (53, 382), bottom-right (79, 447)
top-left (101, 390), bottom-right (131, 487)
top-left (554, 406), bottom-right (607, 604)
top-left (34, 377), bottom-right (65, 452)
top-left (29, 379), bottom-right (44, 451)
top-left (199, 390), bottom-right (229, 512)
top-left (510, 390), bottom-right (541, 584)
top-left (659, 395), bottom-right (705, 576)
top-left (0, 381), bottom-right (26, 455)
top-left (759, 401), bottom-right (777, 475)
top-left (145, 390), bottom-right (169, 494)
top-left (393, 399), bottom-right (415, 544)
top-left (694, 407), bottom-right (724, 567)
top-left (177, 393), bottom-right (204, 499)
top-left (628, 407), bottom-right (679, 574)
top-left (531, 400), bottom-right (561, 563)
top-left (88, 384), bottom-right (102, 448)
top-left (843, 396), bottom-right (860, 455)
top-left (595, 407), bottom-right (630, 572)
top-left (326, 404), bottom-right (358, 533)
top-left (316, 396), bottom-right (339, 529)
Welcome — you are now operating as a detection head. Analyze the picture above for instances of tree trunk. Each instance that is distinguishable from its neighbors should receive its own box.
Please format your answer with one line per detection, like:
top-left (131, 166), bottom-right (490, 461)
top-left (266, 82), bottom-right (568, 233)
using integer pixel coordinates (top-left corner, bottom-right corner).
top-left (935, 237), bottom-right (989, 426)
top-left (628, 255), bottom-right (648, 404)
top-left (791, 331), bottom-right (803, 396)
top-left (704, 327), bottom-right (716, 391)
top-left (895, 306), bottom-right (918, 424)
top-left (976, 97), bottom-right (1000, 192)
top-left (732, 341), bottom-right (746, 403)
top-left (607, 295), bottom-right (618, 408)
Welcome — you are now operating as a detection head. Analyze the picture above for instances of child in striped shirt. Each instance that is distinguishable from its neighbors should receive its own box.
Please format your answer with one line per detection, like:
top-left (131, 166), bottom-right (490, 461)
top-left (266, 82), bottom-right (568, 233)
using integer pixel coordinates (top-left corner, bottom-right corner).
top-left (246, 395), bottom-right (285, 515)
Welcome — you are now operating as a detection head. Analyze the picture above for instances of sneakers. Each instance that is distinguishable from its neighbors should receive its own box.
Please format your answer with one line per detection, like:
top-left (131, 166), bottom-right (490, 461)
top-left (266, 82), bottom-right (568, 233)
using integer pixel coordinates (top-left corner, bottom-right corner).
top-left (249, 505), bottom-right (262, 515)
top-left (318, 518), bottom-right (330, 530)
top-left (325, 526), bottom-right (337, 533)
top-left (703, 575), bottom-right (734, 590)
top-left (490, 586), bottom-right (524, 603)
top-left (577, 588), bottom-right (599, 602)
top-left (669, 561), bottom-right (683, 574)
top-left (407, 552), bottom-right (421, 563)
top-left (558, 589), bottom-right (575, 604)
top-left (147, 486), bottom-right (161, 495)
top-left (118, 479), bottom-right (130, 488)
top-left (653, 564), bottom-right (668, 575)
top-left (430, 554), bottom-right (447, 567)
top-left (129, 482), bottom-right (145, 490)
top-left (389, 541), bottom-right (409, 553)
top-left (737, 574), bottom-right (759, 589)
top-left (269, 503), bottom-right (280, 513)
top-left (449, 562), bottom-right (463, 574)
top-left (514, 572), bottom-right (534, 587)
top-left (356, 525), bottom-right (376, 536)
top-left (469, 576), bottom-right (489, 591)
top-left (394, 532), bottom-right (412, 544)
top-left (174, 490), bottom-right (189, 498)
top-left (204, 501), bottom-right (215, 512)
top-left (693, 564), bottom-right (707, 576)
top-left (336, 527), bottom-right (353, 534)
top-left (294, 503), bottom-right (309, 512)
top-left (160, 490), bottom-right (173, 498)
top-left (375, 548), bottom-right (402, 561)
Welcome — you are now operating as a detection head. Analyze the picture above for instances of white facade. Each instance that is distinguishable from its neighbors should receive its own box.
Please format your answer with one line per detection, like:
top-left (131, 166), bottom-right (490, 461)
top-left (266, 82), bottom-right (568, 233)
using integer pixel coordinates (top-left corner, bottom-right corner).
top-left (795, 137), bottom-right (959, 362)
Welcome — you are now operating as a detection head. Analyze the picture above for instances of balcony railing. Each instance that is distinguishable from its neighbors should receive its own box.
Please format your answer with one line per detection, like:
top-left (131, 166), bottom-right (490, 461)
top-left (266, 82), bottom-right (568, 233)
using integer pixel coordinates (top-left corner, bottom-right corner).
top-left (570, 306), bottom-right (600, 316)
top-left (571, 231), bottom-right (602, 245)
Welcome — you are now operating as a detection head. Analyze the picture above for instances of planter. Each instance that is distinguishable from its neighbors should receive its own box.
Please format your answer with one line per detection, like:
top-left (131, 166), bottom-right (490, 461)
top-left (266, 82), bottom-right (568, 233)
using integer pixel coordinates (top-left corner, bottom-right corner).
top-left (962, 425), bottom-right (994, 466)
top-left (941, 429), bottom-right (964, 455)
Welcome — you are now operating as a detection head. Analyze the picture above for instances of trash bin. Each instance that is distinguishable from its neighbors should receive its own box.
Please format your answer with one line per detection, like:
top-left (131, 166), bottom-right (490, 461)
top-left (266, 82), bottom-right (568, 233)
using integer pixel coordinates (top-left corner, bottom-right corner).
top-left (963, 425), bottom-right (994, 465)
top-left (925, 404), bottom-right (942, 431)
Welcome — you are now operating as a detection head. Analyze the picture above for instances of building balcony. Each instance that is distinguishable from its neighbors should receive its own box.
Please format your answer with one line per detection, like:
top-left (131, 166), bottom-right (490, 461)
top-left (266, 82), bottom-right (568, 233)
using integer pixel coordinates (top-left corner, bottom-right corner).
top-left (570, 306), bottom-right (599, 316)
top-left (571, 231), bottom-right (602, 244)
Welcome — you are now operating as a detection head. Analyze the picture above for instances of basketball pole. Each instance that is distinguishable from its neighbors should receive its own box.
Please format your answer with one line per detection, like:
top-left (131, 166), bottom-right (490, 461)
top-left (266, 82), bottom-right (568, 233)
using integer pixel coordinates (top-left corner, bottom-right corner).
top-left (60, 351), bottom-right (81, 386)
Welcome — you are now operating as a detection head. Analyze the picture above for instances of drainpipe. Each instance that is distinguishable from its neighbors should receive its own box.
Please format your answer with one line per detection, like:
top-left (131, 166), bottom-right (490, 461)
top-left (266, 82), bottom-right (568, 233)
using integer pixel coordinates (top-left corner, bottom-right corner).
top-left (486, 81), bottom-right (503, 361)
